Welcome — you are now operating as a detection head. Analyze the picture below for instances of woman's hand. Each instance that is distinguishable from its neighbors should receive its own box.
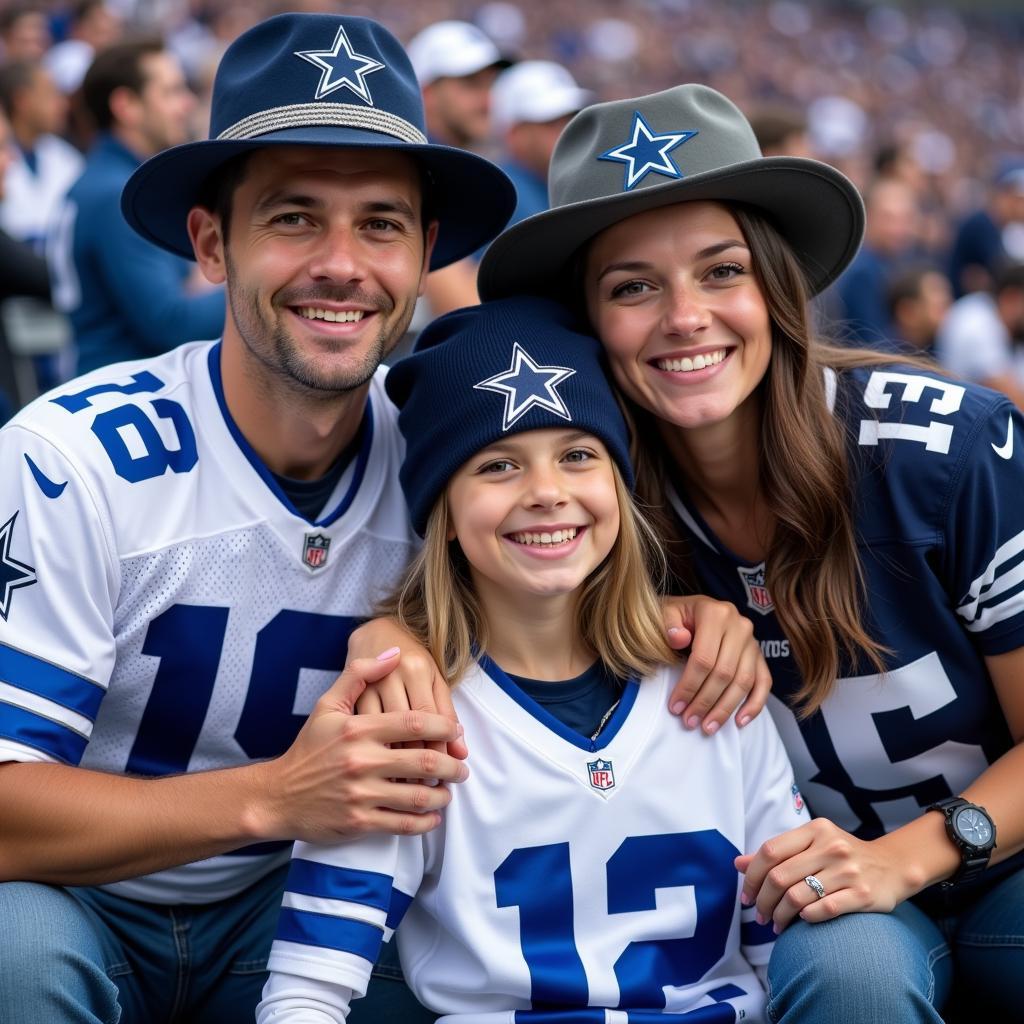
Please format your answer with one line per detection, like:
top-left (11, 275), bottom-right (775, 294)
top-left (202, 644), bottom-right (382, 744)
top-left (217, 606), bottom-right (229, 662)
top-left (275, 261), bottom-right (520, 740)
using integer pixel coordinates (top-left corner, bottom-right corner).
top-left (735, 818), bottom-right (918, 931)
top-left (662, 595), bottom-right (771, 734)
top-left (348, 618), bottom-right (468, 761)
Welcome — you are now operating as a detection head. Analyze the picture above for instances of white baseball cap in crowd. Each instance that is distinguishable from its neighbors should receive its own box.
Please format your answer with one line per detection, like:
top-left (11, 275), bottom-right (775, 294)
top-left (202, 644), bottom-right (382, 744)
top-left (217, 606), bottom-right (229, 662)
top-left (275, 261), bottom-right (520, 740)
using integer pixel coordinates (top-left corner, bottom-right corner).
top-left (490, 60), bottom-right (593, 133)
top-left (407, 20), bottom-right (508, 86)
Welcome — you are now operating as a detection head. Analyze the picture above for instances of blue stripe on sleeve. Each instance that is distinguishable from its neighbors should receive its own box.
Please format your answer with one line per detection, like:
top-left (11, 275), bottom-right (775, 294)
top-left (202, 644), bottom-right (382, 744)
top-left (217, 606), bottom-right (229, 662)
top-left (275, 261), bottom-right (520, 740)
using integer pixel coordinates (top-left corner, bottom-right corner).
top-left (741, 918), bottom-right (776, 946)
top-left (0, 642), bottom-right (104, 720)
top-left (385, 887), bottom-right (413, 930)
top-left (285, 858), bottom-right (392, 911)
top-left (0, 701), bottom-right (88, 763)
top-left (275, 907), bottom-right (383, 961)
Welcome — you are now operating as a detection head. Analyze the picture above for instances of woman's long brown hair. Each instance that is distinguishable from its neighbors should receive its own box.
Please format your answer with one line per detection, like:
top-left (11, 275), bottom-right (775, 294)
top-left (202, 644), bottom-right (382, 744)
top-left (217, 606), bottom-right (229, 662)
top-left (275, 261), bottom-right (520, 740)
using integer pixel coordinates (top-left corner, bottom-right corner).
top-left (631, 204), bottom-right (931, 716)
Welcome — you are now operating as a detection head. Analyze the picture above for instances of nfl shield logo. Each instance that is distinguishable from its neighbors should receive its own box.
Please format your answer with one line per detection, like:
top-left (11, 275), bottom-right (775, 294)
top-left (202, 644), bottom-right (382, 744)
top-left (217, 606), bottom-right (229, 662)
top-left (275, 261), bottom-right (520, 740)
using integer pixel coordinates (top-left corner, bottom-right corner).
top-left (587, 757), bottom-right (615, 791)
top-left (737, 562), bottom-right (773, 615)
top-left (791, 783), bottom-right (805, 813)
top-left (303, 533), bottom-right (331, 570)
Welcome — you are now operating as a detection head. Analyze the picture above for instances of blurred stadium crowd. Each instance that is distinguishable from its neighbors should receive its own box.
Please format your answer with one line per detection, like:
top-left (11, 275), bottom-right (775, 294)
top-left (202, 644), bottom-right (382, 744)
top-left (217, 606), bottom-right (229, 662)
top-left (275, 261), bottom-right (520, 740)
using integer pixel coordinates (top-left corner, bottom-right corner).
top-left (1, 0), bottom-right (1023, 419)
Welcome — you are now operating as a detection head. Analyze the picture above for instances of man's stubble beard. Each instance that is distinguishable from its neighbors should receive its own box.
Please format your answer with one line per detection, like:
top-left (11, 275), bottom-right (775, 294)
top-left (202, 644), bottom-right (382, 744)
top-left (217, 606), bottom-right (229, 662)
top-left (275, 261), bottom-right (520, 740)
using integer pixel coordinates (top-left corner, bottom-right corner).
top-left (225, 254), bottom-right (416, 398)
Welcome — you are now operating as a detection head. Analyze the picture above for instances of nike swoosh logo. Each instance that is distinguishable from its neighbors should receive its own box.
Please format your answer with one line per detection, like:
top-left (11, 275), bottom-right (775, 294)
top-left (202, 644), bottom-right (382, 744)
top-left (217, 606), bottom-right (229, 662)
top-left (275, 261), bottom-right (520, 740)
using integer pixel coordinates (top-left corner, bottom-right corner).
top-left (24, 453), bottom-right (68, 498)
top-left (992, 416), bottom-right (1015, 460)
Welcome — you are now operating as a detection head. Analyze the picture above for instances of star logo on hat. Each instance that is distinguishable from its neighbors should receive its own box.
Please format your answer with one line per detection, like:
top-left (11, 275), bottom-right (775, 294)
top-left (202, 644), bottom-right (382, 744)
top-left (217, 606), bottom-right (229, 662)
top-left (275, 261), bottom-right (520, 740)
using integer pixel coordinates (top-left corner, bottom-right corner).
top-left (295, 25), bottom-right (385, 104)
top-left (0, 511), bottom-right (37, 621)
top-left (474, 343), bottom-right (577, 431)
top-left (599, 111), bottom-right (697, 191)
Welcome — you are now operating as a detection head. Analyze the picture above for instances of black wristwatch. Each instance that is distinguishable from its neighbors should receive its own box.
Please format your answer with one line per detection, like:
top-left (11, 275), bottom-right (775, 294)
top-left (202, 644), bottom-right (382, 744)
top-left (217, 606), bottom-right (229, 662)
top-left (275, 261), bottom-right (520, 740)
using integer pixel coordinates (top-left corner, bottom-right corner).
top-left (928, 797), bottom-right (997, 886)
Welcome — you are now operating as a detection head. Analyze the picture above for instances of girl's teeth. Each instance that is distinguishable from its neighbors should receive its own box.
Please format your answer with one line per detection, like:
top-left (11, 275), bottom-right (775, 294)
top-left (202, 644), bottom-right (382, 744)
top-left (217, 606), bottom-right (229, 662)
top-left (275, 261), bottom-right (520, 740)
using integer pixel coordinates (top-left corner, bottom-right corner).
top-left (511, 528), bottom-right (579, 546)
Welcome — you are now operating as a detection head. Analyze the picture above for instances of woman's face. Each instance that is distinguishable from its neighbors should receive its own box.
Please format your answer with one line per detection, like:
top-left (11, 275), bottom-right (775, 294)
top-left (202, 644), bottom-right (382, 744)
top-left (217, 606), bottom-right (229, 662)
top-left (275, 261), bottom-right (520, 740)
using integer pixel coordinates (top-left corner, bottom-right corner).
top-left (584, 201), bottom-right (772, 433)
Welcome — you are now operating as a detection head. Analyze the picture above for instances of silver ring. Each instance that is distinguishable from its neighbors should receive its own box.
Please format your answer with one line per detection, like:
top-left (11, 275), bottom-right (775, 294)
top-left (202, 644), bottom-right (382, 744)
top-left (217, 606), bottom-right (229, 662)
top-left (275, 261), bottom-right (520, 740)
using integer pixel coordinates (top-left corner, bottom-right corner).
top-left (804, 874), bottom-right (826, 899)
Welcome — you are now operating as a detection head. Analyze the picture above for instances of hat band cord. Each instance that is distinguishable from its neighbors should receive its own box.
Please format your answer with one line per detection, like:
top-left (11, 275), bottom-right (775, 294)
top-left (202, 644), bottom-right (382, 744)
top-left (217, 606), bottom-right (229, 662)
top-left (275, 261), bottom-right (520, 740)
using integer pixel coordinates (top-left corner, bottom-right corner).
top-left (217, 102), bottom-right (427, 145)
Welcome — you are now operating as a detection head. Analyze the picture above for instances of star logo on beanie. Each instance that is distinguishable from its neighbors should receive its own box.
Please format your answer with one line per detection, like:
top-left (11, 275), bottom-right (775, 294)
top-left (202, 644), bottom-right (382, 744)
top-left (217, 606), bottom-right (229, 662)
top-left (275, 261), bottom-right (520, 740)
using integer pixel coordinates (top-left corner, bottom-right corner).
top-left (474, 342), bottom-right (577, 431)
top-left (598, 110), bottom-right (697, 191)
top-left (295, 25), bottom-right (385, 104)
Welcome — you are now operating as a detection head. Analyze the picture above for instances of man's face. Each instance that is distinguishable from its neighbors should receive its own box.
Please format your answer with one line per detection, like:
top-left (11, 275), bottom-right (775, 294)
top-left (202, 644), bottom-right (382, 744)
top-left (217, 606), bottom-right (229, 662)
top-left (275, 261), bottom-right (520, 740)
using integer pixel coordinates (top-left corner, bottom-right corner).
top-left (135, 51), bottom-right (195, 154)
top-left (2, 12), bottom-right (49, 61)
top-left (213, 146), bottom-right (436, 396)
top-left (424, 66), bottom-right (498, 147)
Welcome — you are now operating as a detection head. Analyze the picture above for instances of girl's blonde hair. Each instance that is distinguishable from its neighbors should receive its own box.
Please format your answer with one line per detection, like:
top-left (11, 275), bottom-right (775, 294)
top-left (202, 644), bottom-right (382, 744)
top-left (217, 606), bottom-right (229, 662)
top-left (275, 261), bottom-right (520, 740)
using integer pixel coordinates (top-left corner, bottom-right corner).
top-left (378, 461), bottom-right (674, 685)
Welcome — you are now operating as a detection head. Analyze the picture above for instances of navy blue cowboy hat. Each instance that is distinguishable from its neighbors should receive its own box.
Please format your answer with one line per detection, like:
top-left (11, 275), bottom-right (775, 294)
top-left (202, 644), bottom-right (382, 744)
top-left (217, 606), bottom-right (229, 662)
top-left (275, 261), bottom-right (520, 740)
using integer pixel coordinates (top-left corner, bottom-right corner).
top-left (120, 13), bottom-right (516, 269)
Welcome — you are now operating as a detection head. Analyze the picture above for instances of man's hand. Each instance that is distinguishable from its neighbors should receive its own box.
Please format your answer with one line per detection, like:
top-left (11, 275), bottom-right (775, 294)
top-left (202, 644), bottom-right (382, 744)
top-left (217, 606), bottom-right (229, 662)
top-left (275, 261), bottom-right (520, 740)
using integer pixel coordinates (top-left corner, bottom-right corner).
top-left (662, 595), bottom-right (771, 734)
top-left (253, 649), bottom-right (468, 844)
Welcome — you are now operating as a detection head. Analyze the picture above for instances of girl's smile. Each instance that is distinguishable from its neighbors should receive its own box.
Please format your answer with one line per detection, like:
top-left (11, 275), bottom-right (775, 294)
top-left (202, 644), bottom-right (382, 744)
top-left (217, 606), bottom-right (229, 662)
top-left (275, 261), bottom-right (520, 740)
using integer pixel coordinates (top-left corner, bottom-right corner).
top-left (447, 428), bottom-right (620, 606)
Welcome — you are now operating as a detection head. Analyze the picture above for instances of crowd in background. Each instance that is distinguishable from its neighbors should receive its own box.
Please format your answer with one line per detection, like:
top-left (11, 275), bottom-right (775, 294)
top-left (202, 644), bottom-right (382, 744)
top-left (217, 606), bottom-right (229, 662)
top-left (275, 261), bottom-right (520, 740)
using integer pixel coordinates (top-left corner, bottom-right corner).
top-left (1, 0), bottom-right (1023, 421)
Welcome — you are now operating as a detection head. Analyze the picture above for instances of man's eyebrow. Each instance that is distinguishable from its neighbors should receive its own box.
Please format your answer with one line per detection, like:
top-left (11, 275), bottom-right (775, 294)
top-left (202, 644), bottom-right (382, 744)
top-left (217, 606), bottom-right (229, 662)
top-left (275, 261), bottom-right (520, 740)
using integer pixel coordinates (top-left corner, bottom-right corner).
top-left (364, 198), bottom-right (417, 221)
top-left (252, 191), bottom-right (324, 216)
top-left (251, 194), bottom-right (418, 221)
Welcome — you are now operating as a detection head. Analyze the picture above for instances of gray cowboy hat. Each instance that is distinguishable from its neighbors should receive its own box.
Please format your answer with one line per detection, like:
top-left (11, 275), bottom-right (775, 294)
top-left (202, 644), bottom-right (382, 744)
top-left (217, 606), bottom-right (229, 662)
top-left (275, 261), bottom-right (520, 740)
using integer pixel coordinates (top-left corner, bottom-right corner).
top-left (478, 83), bottom-right (864, 299)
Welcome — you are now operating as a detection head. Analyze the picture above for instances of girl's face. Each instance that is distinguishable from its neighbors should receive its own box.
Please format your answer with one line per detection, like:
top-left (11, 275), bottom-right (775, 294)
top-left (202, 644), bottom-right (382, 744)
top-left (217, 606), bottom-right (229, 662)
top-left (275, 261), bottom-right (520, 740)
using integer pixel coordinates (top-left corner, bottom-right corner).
top-left (584, 201), bottom-right (772, 433)
top-left (446, 428), bottom-right (620, 606)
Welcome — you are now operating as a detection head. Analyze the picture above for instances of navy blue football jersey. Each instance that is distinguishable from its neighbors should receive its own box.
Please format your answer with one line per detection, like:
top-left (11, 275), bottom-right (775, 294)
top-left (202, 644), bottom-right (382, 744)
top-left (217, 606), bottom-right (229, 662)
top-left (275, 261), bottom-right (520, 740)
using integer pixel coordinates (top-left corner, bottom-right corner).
top-left (669, 366), bottom-right (1024, 841)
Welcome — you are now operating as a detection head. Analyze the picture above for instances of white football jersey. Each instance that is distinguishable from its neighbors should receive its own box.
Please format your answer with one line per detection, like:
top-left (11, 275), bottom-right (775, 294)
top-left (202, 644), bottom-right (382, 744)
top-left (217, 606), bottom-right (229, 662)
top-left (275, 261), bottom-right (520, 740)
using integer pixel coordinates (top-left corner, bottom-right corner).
top-left (262, 658), bottom-right (809, 1023)
top-left (0, 341), bottom-right (417, 903)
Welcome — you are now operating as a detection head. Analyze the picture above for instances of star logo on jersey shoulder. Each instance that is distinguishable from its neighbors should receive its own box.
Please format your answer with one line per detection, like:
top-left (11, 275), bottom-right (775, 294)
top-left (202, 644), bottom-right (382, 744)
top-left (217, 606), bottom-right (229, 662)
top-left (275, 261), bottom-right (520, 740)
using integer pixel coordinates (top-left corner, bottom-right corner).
top-left (295, 25), bottom-right (385, 104)
top-left (474, 343), bottom-right (577, 432)
top-left (0, 512), bottom-right (37, 621)
top-left (598, 111), bottom-right (697, 191)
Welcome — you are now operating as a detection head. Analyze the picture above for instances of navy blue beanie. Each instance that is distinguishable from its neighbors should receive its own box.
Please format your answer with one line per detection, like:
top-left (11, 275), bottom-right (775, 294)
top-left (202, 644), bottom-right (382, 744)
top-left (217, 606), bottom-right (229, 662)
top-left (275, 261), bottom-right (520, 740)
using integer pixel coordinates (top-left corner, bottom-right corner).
top-left (386, 296), bottom-right (634, 536)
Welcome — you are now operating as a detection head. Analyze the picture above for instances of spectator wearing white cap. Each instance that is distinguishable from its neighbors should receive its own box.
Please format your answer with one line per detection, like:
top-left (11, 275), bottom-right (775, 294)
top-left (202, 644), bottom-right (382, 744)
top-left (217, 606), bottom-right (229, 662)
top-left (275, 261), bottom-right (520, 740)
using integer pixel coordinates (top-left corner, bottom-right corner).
top-left (406, 20), bottom-right (509, 315)
top-left (407, 19), bottom-right (507, 149)
top-left (490, 59), bottom-right (592, 229)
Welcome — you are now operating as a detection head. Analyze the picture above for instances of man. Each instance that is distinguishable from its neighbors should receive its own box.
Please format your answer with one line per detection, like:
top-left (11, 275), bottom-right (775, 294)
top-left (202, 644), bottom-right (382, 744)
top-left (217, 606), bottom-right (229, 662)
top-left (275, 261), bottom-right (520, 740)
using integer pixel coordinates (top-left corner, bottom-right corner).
top-left (0, 13), bottom-right (514, 1023)
top-left (885, 265), bottom-right (951, 355)
top-left (489, 59), bottom-right (591, 229)
top-left (948, 159), bottom-right (1024, 299)
top-left (44, 0), bottom-right (123, 95)
top-left (833, 176), bottom-right (923, 345)
top-left (0, 3), bottom-right (50, 62)
top-left (936, 262), bottom-right (1024, 409)
top-left (406, 18), bottom-right (508, 314)
top-left (49, 38), bottom-right (225, 374)
top-left (407, 19), bottom-right (507, 150)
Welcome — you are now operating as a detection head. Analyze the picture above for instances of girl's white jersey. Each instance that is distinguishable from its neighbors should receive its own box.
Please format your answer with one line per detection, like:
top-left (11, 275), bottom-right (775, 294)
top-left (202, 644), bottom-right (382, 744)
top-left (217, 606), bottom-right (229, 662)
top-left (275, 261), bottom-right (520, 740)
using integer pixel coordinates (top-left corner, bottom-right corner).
top-left (0, 341), bottom-right (417, 903)
top-left (263, 659), bottom-right (809, 1023)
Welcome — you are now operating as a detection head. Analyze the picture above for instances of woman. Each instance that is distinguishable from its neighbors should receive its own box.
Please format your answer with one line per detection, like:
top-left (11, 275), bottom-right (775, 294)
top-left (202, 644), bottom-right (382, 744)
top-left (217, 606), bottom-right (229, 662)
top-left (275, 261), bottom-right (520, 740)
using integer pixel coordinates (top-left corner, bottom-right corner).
top-left (477, 83), bottom-right (1024, 1022)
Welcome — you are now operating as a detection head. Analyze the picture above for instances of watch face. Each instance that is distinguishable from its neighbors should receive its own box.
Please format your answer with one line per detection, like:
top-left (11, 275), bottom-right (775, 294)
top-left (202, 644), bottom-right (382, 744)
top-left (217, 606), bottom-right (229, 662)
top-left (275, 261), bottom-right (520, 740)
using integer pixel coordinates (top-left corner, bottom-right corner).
top-left (955, 807), bottom-right (993, 847)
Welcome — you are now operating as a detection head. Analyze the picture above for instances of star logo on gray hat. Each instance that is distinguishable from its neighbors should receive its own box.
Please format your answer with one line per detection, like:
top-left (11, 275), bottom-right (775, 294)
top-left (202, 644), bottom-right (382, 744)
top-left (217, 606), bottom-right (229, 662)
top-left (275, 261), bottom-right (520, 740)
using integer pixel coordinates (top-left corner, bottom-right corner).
top-left (295, 25), bottom-right (385, 104)
top-left (474, 343), bottom-right (577, 431)
top-left (599, 111), bottom-right (697, 191)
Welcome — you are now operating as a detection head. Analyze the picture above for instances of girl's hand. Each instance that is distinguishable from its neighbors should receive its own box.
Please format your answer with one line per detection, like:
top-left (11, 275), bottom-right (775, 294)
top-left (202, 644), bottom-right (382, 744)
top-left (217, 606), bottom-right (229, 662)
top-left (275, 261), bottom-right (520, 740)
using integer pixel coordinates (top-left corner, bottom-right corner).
top-left (735, 819), bottom-right (916, 931)
top-left (348, 617), bottom-right (468, 761)
top-left (662, 595), bottom-right (771, 734)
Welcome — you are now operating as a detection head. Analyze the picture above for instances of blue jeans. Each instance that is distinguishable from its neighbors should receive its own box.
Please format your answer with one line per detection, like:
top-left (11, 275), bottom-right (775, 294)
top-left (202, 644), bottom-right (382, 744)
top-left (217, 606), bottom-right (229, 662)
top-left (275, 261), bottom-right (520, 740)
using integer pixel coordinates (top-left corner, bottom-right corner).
top-left (0, 866), bottom-right (435, 1023)
top-left (766, 865), bottom-right (1024, 1023)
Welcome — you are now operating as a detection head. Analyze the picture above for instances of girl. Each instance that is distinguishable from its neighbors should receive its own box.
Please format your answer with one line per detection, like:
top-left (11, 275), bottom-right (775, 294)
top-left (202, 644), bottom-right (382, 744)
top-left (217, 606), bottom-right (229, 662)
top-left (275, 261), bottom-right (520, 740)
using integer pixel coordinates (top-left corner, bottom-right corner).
top-left (477, 84), bottom-right (1024, 1021)
top-left (257, 296), bottom-right (809, 1023)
